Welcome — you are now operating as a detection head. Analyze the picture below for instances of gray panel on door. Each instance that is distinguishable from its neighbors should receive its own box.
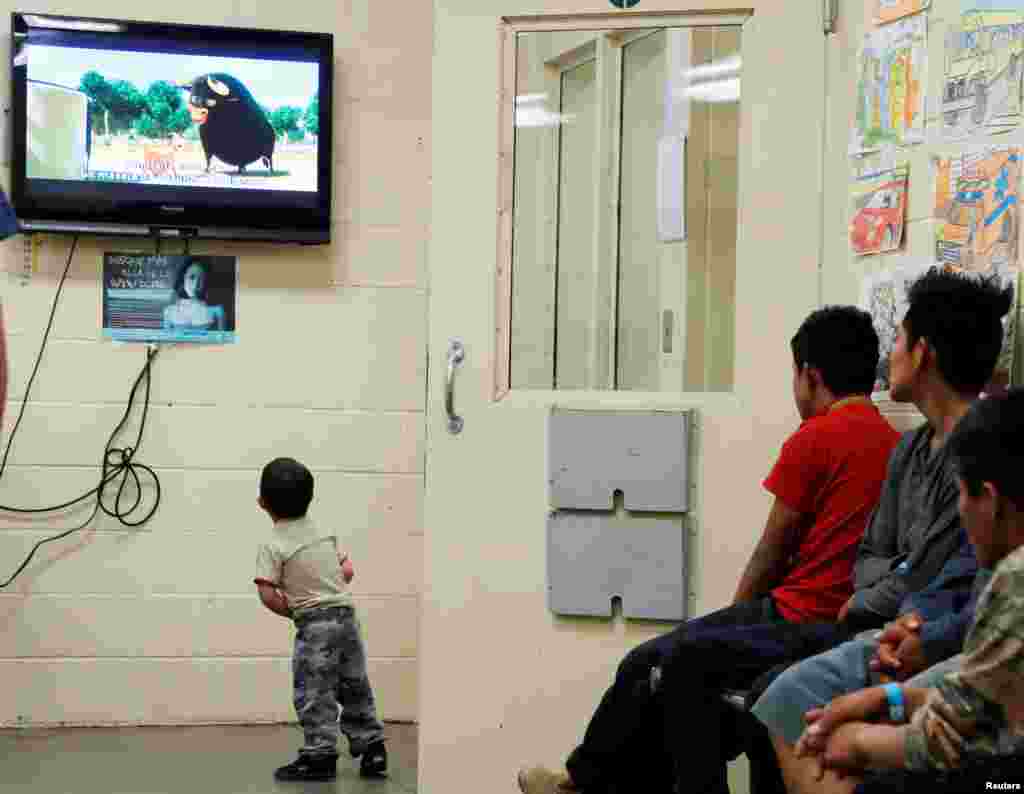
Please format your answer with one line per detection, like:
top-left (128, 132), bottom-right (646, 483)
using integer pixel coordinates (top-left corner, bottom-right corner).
top-left (546, 511), bottom-right (688, 621)
top-left (548, 408), bottom-right (691, 512)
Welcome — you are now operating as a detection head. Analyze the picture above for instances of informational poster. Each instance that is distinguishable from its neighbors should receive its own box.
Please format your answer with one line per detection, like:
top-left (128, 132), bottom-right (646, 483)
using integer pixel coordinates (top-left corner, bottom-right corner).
top-left (850, 164), bottom-right (909, 256)
top-left (934, 146), bottom-right (1020, 272)
top-left (103, 253), bottom-right (238, 344)
top-left (851, 14), bottom-right (928, 155)
top-left (942, 6), bottom-right (1024, 138)
top-left (872, 0), bottom-right (931, 27)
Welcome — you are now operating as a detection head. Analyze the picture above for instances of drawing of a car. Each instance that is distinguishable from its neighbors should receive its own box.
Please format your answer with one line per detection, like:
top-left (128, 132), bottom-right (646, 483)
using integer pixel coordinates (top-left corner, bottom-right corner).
top-left (850, 184), bottom-right (905, 254)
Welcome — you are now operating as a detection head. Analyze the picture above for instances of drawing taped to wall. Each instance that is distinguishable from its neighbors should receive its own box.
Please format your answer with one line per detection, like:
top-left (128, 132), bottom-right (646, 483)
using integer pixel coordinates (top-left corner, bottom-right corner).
top-left (860, 262), bottom-right (932, 393)
top-left (872, 0), bottom-right (931, 27)
top-left (860, 263), bottom-right (1018, 395)
top-left (934, 145), bottom-right (1020, 271)
top-left (851, 14), bottom-right (928, 155)
top-left (942, 6), bottom-right (1024, 138)
top-left (969, 265), bottom-right (1019, 394)
top-left (850, 164), bottom-right (909, 256)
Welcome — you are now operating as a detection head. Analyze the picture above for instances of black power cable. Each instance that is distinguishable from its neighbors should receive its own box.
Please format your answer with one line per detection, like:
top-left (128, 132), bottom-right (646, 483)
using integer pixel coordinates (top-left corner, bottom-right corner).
top-left (0, 236), bottom-right (162, 588)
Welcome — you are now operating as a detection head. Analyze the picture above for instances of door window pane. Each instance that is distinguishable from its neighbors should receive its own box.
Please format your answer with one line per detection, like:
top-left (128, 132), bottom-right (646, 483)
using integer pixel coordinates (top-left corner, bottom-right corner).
top-left (510, 26), bottom-right (740, 392)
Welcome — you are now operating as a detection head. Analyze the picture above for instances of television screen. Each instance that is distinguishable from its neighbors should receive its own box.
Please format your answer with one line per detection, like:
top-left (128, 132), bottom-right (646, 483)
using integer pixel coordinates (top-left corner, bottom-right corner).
top-left (11, 13), bottom-right (333, 243)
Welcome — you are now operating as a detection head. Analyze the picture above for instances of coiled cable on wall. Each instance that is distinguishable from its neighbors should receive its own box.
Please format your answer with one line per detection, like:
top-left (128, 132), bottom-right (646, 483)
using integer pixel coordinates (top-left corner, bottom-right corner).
top-left (0, 235), bottom-right (162, 588)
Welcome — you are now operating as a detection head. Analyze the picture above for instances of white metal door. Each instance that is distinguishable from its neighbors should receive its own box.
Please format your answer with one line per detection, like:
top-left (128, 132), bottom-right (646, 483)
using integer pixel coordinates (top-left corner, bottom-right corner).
top-left (425, 2), bottom-right (828, 791)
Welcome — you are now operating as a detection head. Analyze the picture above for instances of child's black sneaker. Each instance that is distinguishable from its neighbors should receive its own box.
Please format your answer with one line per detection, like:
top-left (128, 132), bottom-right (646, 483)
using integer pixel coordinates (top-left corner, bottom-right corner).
top-left (359, 740), bottom-right (388, 778)
top-left (273, 754), bottom-right (337, 781)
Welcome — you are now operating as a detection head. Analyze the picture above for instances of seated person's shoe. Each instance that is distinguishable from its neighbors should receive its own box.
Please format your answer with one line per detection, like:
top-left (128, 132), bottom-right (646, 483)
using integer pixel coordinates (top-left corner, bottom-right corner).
top-left (517, 766), bottom-right (578, 793)
top-left (273, 755), bottom-right (337, 781)
top-left (359, 740), bottom-right (388, 778)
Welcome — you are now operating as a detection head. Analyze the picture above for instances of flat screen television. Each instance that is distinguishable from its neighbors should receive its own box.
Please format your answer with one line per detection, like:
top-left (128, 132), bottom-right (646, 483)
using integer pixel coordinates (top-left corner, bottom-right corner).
top-left (11, 12), bottom-right (333, 244)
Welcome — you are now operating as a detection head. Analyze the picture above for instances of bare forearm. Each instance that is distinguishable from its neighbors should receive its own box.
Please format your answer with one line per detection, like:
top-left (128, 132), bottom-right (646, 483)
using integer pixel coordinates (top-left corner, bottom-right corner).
top-left (735, 539), bottom-right (789, 602)
top-left (849, 723), bottom-right (908, 771)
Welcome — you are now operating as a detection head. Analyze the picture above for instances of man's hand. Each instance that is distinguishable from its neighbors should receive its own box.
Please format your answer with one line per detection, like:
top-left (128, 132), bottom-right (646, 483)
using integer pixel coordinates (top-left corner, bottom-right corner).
top-left (814, 723), bottom-right (869, 780)
top-left (870, 612), bottom-right (926, 681)
top-left (795, 687), bottom-right (888, 760)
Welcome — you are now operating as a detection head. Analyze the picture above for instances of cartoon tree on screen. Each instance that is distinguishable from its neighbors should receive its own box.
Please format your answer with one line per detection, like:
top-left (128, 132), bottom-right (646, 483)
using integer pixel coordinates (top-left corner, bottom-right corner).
top-left (80, 72), bottom-right (148, 136)
top-left (304, 94), bottom-right (319, 138)
top-left (134, 81), bottom-right (190, 140)
top-left (270, 106), bottom-right (303, 141)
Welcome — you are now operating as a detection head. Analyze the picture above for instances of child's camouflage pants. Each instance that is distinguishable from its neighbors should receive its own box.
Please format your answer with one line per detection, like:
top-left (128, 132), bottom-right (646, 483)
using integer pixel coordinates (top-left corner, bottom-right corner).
top-left (293, 605), bottom-right (385, 758)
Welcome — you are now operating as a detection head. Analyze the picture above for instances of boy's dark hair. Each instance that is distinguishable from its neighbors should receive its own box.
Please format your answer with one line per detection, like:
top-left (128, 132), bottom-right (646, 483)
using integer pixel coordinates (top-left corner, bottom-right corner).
top-left (260, 457), bottom-right (314, 519)
top-left (948, 388), bottom-right (1024, 509)
top-left (903, 267), bottom-right (1013, 395)
top-left (790, 305), bottom-right (879, 397)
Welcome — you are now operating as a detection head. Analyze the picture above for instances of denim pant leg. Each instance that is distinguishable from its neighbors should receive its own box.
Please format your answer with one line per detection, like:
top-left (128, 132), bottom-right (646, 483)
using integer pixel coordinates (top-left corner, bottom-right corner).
top-left (565, 597), bottom-right (779, 791)
top-left (743, 663), bottom-right (793, 794)
top-left (293, 612), bottom-right (344, 759)
top-left (336, 609), bottom-right (385, 757)
top-left (751, 634), bottom-right (878, 746)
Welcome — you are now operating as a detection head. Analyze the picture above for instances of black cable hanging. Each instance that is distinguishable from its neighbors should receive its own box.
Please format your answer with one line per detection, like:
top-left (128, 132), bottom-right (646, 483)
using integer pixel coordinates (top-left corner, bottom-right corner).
top-left (0, 237), bottom-right (162, 588)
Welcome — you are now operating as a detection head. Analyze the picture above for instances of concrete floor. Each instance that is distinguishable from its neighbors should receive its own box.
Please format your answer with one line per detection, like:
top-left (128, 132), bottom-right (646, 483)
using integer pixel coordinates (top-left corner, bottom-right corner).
top-left (0, 722), bottom-right (417, 794)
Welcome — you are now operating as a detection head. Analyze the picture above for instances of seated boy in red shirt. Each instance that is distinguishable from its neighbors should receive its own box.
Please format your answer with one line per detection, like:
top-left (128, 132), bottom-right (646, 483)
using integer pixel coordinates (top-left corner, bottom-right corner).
top-left (519, 305), bottom-right (900, 794)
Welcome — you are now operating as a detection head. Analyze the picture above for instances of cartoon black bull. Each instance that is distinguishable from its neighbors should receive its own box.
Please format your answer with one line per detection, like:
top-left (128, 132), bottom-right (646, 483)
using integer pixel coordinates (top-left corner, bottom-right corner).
top-left (180, 73), bottom-right (275, 174)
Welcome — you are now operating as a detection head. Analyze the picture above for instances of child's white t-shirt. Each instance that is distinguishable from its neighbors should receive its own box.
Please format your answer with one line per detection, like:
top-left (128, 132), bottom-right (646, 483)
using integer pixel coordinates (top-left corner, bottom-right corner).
top-left (254, 515), bottom-right (352, 615)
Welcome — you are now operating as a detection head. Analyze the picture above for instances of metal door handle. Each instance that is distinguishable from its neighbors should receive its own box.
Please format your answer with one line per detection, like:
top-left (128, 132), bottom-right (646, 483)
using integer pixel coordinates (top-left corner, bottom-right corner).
top-left (446, 339), bottom-right (465, 434)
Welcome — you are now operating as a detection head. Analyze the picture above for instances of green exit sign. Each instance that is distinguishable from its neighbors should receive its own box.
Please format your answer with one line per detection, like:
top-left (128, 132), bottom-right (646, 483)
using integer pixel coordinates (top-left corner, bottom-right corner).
top-left (610, 0), bottom-right (640, 7)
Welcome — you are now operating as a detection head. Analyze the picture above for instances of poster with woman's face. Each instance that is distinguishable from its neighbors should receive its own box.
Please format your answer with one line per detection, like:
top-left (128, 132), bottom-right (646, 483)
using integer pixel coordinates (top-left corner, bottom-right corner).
top-left (102, 253), bottom-right (237, 343)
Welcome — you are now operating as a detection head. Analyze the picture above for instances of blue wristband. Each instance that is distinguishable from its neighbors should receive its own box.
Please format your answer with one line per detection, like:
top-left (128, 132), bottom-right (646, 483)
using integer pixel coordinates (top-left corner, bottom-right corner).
top-left (883, 682), bottom-right (905, 723)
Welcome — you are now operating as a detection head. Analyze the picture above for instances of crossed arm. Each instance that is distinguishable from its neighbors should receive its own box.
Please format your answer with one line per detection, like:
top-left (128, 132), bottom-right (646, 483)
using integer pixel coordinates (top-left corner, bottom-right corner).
top-left (793, 684), bottom-right (933, 778)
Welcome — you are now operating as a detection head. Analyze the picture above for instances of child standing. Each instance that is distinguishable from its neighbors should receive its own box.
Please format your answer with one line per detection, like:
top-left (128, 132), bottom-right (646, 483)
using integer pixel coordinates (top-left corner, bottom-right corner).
top-left (254, 457), bottom-right (387, 782)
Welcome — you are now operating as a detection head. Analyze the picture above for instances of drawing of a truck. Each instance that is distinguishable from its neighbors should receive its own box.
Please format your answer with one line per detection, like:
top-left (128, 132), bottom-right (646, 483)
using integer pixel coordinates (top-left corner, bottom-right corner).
top-left (935, 150), bottom-right (1020, 270)
top-left (943, 12), bottom-right (1024, 129)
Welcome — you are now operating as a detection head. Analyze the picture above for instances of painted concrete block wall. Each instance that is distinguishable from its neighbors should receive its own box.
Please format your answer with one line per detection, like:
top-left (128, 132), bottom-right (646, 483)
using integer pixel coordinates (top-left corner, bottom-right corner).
top-left (0, 0), bottom-right (430, 726)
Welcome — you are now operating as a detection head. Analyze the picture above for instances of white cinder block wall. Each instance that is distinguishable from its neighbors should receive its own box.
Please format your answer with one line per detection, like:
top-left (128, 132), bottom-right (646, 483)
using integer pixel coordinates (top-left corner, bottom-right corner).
top-left (0, 0), bottom-right (430, 726)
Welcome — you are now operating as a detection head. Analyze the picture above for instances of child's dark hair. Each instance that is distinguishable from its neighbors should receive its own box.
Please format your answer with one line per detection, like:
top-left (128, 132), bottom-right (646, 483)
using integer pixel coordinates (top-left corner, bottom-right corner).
top-left (790, 305), bottom-right (879, 397)
top-left (260, 457), bottom-right (314, 519)
top-left (903, 267), bottom-right (1013, 395)
top-left (948, 388), bottom-right (1024, 509)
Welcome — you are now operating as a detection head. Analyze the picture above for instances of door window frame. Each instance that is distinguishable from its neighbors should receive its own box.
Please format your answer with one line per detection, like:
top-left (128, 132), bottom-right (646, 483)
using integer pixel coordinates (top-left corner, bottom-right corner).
top-left (494, 10), bottom-right (751, 401)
